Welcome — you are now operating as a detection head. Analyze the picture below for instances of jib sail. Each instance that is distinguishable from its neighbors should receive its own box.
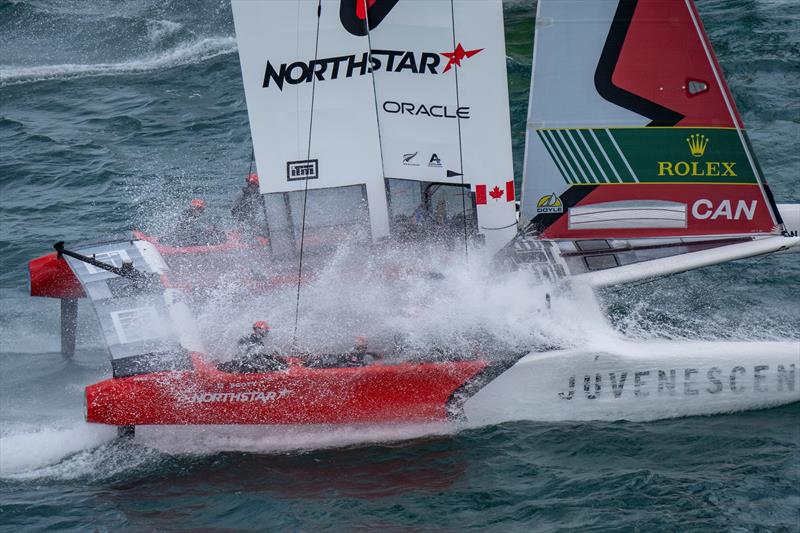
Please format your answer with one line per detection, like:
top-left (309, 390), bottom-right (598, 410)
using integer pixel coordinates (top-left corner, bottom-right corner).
top-left (520, 0), bottom-right (783, 240)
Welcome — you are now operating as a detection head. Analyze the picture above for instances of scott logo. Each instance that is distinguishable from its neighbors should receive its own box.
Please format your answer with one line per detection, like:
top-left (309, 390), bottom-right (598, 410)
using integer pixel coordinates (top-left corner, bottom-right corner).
top-left (340, 0), bottom-right (399, 36)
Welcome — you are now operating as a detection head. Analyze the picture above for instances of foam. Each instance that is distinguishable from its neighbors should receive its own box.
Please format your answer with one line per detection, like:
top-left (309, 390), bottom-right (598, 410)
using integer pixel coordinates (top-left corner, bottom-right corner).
top-left (0, 423), bottom-right (116, 477)
top-left (0, 36), bottom-right (236, 87)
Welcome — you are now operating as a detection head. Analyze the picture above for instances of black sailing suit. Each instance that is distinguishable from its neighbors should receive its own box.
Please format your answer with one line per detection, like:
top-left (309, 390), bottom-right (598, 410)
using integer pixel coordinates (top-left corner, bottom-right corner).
top-left (230, 184), bottom-right (266, 236)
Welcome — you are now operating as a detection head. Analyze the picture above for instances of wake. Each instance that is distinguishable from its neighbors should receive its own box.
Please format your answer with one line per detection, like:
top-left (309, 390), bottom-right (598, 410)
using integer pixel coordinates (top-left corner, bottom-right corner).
top-left (0, 36), bottom-right (236, 87)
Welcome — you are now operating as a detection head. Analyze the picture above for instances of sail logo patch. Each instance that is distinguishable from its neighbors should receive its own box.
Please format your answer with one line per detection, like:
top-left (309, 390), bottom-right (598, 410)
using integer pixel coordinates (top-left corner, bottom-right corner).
top-left (340, 0), bottom-right (399, 36)
top-left (402, 152), bottom-right (419, 166)
top-left (657, 133), bottom-right (736, 178)
top-left (382, 101), bottom-right (470, 119)
top-left (476, 182), bottom-right (515, 205)
top-left (441, 44), bottom-right (483, 73)
top-left (536, 193), bottom-right (563, 214)
top-left (428, 153), bottom-right (442, 168)
top-left (691, 199), bottom-right (757, 220)
top-left (287, 159), bottom-right (319, 181)
top-left (687, 133), bottom-right (709, 157)
top-left (538, 128), bottom-right (758, 186)
top-left (262, 45), bottom-right (483, 90)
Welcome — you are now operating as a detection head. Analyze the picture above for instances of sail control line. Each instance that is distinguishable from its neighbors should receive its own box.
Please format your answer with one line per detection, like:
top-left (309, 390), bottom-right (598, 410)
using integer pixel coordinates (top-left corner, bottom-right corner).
top-left (292, 0), bottom-right (323, 348)
top-left (448, 0), bottom-right (470, 259)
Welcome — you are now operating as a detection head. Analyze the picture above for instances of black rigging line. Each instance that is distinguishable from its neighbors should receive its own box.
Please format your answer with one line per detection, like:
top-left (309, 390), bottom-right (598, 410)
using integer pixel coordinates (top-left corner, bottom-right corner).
top-left (449, 0), bottom-right (469, 260)
top-left (363, 0), bottom-right (386, 188)
top-left (293, 0), bottom-right (323, 346)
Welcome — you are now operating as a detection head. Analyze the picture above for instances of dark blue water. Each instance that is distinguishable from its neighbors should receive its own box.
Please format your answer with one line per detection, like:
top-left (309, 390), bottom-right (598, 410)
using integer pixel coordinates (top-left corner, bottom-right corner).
top-left (1, 0), bottom-right (798, 530)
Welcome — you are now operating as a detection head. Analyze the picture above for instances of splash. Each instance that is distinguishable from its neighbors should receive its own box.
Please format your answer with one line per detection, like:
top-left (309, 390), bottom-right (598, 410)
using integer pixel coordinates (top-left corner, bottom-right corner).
top-left (0, 36), bottom-right (236, 87)
top-left (0, 423), bottom-right (116, 477)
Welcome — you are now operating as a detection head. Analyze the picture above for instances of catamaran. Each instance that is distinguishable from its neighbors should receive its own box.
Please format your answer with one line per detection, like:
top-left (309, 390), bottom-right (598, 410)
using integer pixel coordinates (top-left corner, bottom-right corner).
top-left (28, 0), bottom-right (799, 437)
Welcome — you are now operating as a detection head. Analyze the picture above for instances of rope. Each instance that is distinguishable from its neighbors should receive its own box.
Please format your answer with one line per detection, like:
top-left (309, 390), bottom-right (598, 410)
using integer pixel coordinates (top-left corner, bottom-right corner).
top-left (449, 0), bottom-right (468, 260)
top-left (363, 0), bottom-right (386, 186)
top-left (292, 0), bottom-right (323, 346)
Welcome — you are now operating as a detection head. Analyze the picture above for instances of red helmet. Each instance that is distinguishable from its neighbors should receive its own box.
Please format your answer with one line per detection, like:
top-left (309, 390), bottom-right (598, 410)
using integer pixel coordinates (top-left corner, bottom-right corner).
top-left (354, 335), bottom-right (368, 348)
top-left (246, 173), bottom-right (259, 186)
top-left (190, 198), bottom-right (206, 211)
top-left (253, 321), bottom-right (270, 333)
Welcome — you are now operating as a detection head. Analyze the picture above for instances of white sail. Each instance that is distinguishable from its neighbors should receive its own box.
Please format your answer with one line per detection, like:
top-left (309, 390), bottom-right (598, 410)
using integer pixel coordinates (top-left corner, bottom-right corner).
top-left (364, 0), bottom-right (517, 253)
top-left (232, 0), bottom-right (516, 255)
top-left (232, 0), bottom-right (389, 252)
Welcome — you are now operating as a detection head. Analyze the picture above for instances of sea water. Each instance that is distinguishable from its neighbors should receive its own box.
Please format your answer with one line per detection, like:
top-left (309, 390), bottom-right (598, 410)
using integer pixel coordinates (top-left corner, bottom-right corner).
top-left (1, 0), bottom-right (798, 529)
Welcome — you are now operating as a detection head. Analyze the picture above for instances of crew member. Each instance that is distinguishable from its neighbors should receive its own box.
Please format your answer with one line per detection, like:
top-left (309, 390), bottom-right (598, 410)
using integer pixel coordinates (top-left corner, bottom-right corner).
top-left (218, 321), bottom-right (287, 373)
top-left (238, 320), bottom-right (271, 358)
top-left (169, 198), bottom-right (223, 246)
top-left (341, 335), bottom-right (370, 366)
top-left (230, 173), bottom-right (266, 235)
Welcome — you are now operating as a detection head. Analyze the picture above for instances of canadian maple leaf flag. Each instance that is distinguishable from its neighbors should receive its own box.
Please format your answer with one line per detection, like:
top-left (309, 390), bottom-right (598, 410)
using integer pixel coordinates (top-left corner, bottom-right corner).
top-left (475, 181), bottom-right (515, 205)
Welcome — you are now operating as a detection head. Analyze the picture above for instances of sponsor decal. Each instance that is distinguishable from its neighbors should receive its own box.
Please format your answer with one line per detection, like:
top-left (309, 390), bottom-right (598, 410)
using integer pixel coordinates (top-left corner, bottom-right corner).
top-left (657, 133), bottom-right (737, 178)
top-left (339, 0), bottom-right (399, 36)
top-left (538, 128), bottom-right (755, 185)
top-left (428, 153), bottom-right (442, 168)
top-left (402, 152), bottom-right (419, 166)
top-left (440, 43), bottom-right (483, 73)
top-left (84, 250), bottom-right (131, 275)
top-left (536, 192), bottom-right (563, 214)
top-left (179, 389), bottom-right (293, 403)
top-left (475, 181), bottom-right (515, 205)
top-left (287, 159), bottom-right (319, 181)
top-left (262, 44), bottom-right (482, 90)
top-left (382, 101), bottom-right (470, 119)
top-left (691, 199), bottom-right (757, 221)
top-left (558, 364), bottom-right (796, 400)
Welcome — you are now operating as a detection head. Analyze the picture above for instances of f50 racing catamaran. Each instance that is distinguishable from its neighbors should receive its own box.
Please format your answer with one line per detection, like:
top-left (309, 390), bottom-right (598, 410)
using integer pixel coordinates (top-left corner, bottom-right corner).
top-left (28, 0), bottom-right (799, 437)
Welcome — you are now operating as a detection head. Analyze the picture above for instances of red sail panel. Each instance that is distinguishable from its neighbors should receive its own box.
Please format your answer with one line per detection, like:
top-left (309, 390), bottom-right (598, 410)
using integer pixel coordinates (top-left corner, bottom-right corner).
top-left (611, 0), bottom-right (744, 128)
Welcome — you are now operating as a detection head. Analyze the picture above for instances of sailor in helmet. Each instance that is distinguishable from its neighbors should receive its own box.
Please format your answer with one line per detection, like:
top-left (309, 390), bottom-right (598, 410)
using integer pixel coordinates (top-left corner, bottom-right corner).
top-left (218, 321), bottom-right (287, 373)
top-left (168, 198), bottom-right (224, 246)
top-left (238, 320), bottom-right (271, 357)
top-left (230, 173), bottom-right (267, 237)
top-left (339, 335), bottom-right (374, 367)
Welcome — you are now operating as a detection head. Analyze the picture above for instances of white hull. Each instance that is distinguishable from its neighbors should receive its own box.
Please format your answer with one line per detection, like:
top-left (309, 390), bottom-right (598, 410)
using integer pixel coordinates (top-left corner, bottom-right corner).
top-left (464, 340), bottom-right (799, 424)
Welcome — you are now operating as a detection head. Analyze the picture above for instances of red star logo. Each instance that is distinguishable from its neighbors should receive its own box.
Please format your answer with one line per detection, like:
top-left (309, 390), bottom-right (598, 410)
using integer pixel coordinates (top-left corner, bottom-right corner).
top-left (440, 43), bottom-right (483, 73)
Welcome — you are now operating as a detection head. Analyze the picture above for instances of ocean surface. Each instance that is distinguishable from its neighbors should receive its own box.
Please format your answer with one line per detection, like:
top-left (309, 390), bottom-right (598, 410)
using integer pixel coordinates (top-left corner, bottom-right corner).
top-left (1, 0), bottom-right (799, 530)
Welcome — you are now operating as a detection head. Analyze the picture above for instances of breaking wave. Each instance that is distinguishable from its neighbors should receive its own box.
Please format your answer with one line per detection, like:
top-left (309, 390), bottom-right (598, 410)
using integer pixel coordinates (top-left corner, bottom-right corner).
top-left (0, 36), bottom-right (236, 87)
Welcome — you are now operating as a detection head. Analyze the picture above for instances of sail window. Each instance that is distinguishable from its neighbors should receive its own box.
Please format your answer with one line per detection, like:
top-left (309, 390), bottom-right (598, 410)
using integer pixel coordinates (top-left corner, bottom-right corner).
top-left (686, 78), bottom-right (709, 97)
top-left (385, 178), bottom-right (477, 244)
top-left (263, 185), bottom-right (371, 258)
top-left (584, 254), bottom-right (619, 271)
top-left (575, 240), bottom-right (612, 252)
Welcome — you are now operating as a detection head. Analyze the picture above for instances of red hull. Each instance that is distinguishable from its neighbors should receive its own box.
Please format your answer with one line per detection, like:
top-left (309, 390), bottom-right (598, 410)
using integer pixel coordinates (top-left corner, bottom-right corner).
top-left (28, 231), bottom-right (271, 299)
top-left (28, 252), bottom-right (85, 299)
top-left (85, 354), bottom-right (488, 426)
